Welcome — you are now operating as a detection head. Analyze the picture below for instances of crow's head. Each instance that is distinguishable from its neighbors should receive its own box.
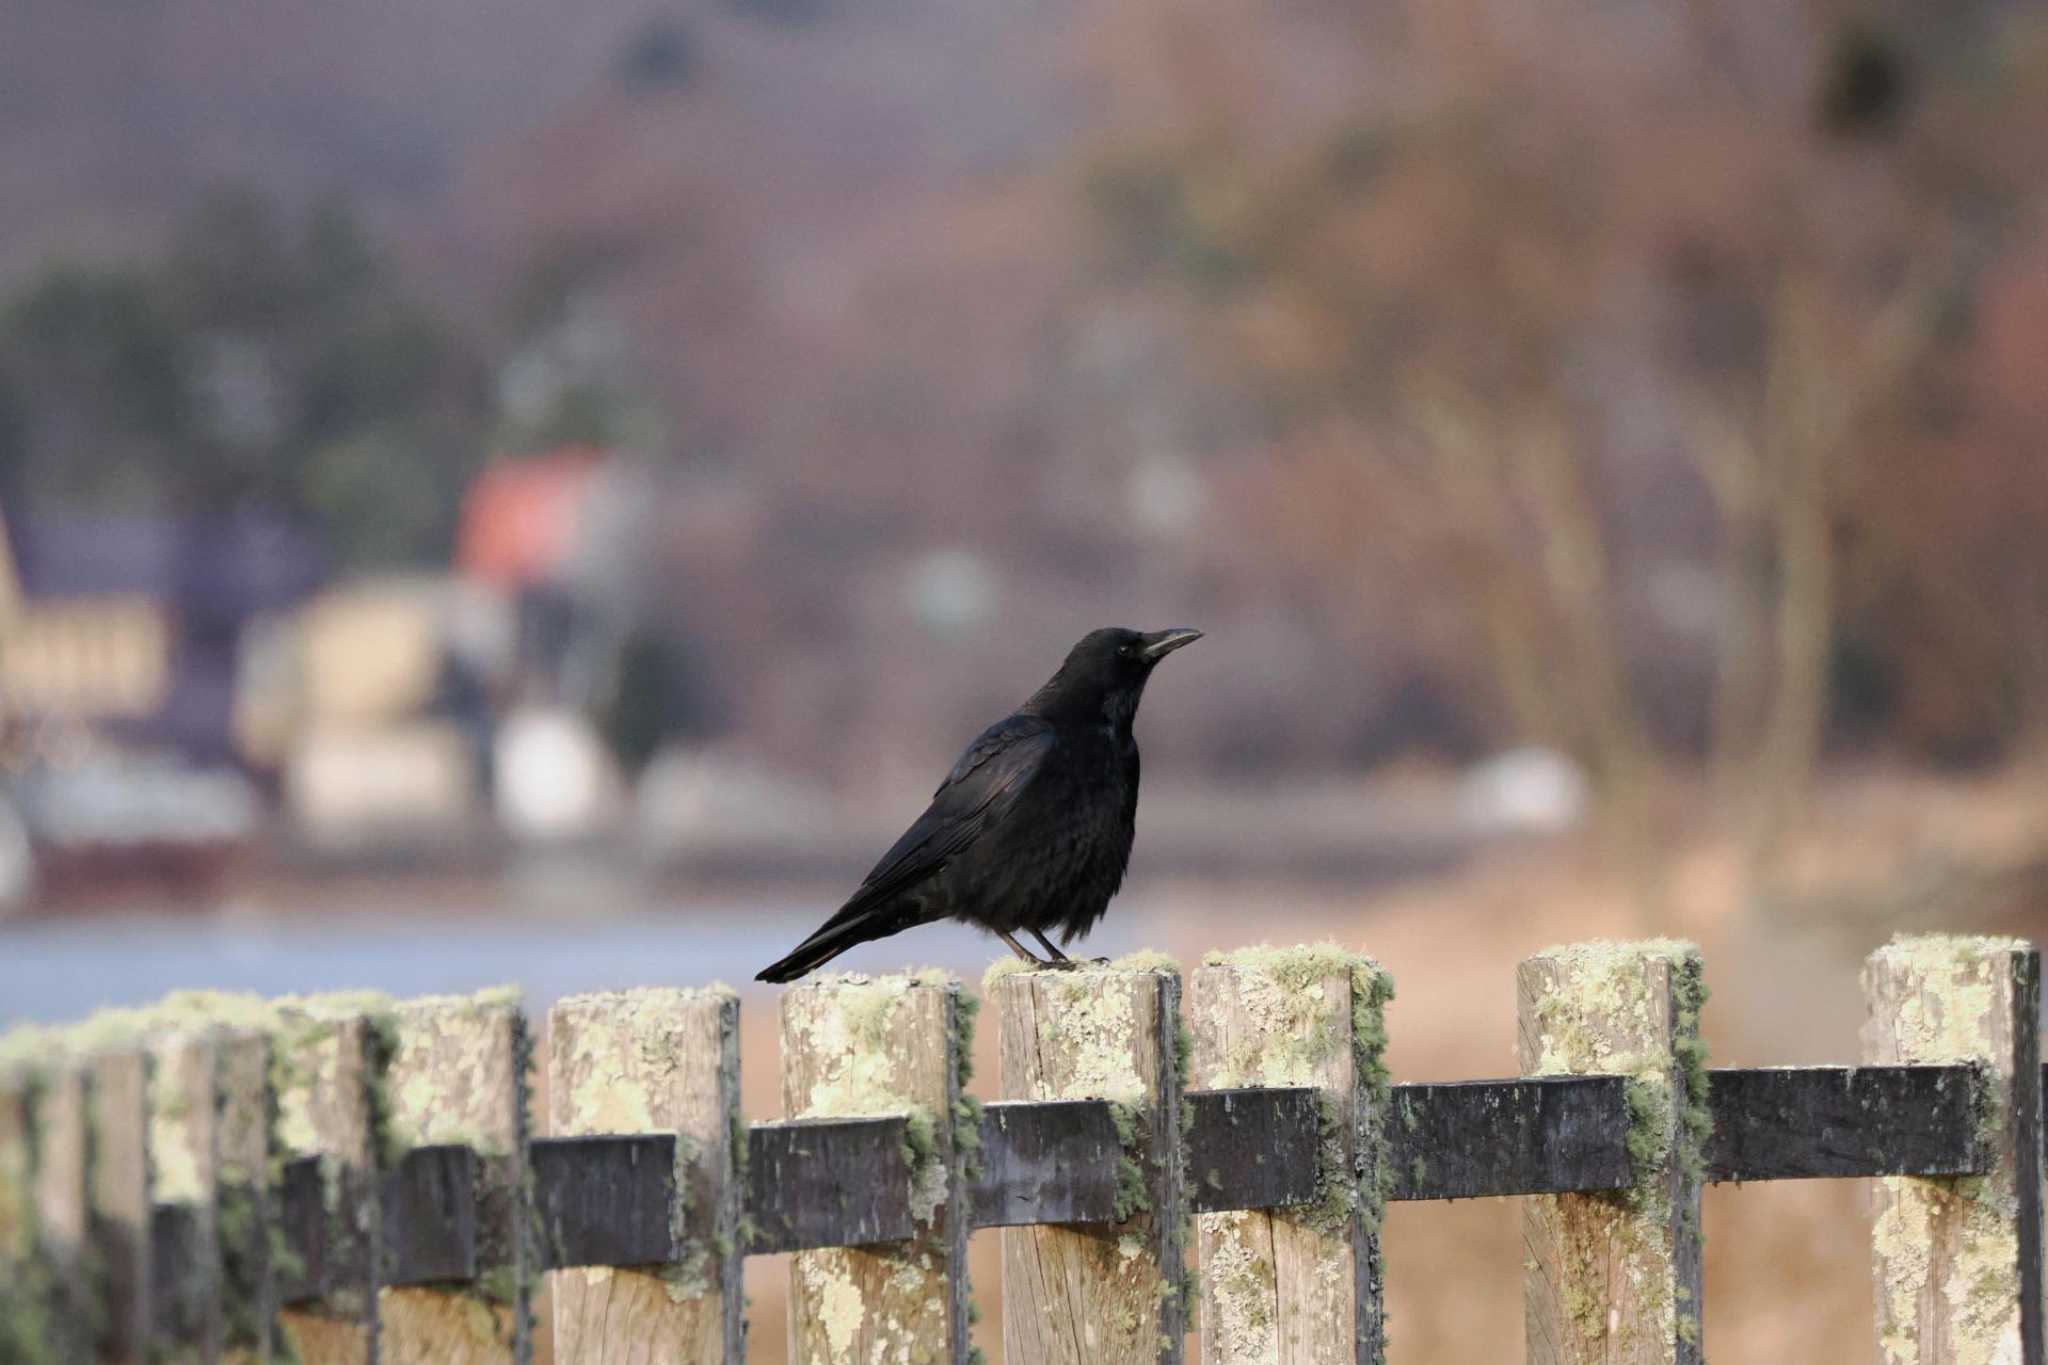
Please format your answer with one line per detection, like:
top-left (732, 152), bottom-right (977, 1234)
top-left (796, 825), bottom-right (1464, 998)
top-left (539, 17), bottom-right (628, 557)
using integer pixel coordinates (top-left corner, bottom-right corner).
top-left (1029, 626), bottom-right (1202, 721)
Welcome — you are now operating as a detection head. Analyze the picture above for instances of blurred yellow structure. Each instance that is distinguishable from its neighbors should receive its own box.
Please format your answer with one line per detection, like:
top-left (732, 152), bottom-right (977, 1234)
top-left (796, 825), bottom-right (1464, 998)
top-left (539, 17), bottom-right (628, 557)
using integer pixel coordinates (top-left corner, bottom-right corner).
top-left (0, 506), bottom-right (172, 727)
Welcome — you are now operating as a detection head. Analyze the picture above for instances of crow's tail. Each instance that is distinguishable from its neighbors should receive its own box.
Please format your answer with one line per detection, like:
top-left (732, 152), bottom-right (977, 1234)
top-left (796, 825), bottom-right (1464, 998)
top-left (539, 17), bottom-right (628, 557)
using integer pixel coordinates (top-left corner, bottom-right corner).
top-left (755, 915), bottom-right (882, 984)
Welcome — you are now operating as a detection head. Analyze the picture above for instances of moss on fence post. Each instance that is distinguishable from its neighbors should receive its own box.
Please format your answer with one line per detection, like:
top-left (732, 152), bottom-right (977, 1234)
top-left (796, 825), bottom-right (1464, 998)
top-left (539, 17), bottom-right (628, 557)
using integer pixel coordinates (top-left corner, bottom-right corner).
top-left (548, 984), bottom-right (744, 1365)
top-left (1190, 943), bottom-right (1394, 1365)
top-left (780, 969), bottom-right (973, 1365)
top-left (269, 990), bottom-right (398, 1365)
top-left (992, 955), bottom-right (1186, 1365)
top-left (1519, 939), bottom-right (1708, 1365)
top-left (379, 986), bottom-right (532, 1365)
top-left (1863, 934), bottom-right (2042, 1365)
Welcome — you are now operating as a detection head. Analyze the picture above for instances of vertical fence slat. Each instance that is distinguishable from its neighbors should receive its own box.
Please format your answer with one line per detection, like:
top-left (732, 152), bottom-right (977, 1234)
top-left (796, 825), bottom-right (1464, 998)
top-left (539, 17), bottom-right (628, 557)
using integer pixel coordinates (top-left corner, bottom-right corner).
top-left (273, 996), bottom-right (394, 1365)
top-left (1190, 947), bottom-right (1393, 1364)
top-left (31, 1055), bottom-right (97, 1360)
top-left (1, 1059), bottom-right (51, 1362)
top-left (213, 1028), bottom-right (277, 1365)
top-left (780, 970), bottom-right (973, 1365)
top-left (1519, 939), bottom-right (1708, 1365)
top-left (379, 988), bottom-right (531, 1365)
top-left (148, 1029), bottom-right (225, 1362)
top-left (88, 1046), bottom-right (153, 1363)
top-left (1864, 935), bottom-right (2044, 1365)
top-left (995, 958), bottom-right (1187, 1365)
top-left (547, 986), bottom-right (742, 1365)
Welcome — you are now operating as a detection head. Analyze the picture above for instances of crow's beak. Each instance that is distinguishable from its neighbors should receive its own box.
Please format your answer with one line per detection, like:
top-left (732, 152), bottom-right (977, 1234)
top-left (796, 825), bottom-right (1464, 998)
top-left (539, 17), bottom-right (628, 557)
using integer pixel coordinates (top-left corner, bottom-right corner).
top-left (1138, 627), bottom-right (1203, 661)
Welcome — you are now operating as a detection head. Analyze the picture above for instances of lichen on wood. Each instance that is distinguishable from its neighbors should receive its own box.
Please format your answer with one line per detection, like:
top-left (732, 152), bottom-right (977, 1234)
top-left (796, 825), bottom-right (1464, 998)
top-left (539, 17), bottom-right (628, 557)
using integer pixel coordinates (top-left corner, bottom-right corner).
top-left (995, 958), bottom-right (1186, 1364)
top-left (1863, 934), bottom-right (2041, 1365)
top-left (1519, 938), bottom-right (1708, 1365)
top-left (1191, 943), bottom-right (1393, 1364)
top-left (380, 986), bottom-right (530, 1365)
top-left (548, 984), bottom-right (743, 1365)
top-left (780, 970), bottom-right (972, 1365)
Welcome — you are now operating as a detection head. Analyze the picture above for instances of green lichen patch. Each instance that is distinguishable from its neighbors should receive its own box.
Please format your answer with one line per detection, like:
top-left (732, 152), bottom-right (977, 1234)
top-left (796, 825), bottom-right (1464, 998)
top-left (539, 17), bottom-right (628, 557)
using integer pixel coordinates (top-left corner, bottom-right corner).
top-left (785, 971), bottom-right (965, 1230)
top-left (979, 957), bottom-right (1038, 989)
top-left (267, 989), bottom-right (400, 1169)
top-left (1867, 934), bottom-right (2028, 1068)
top-left (1202, 1211), bottom-right (1279, 1360)
top-left (0, 1025), bottom-right (66, 1085)
top-left (1198, 944), bottom-right (1395, 1236)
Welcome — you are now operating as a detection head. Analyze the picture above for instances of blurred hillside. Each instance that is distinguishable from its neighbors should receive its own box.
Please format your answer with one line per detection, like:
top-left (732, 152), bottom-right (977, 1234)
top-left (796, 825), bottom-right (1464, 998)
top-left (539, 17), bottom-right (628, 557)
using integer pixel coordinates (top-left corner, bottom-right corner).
top-left (3, 0), bottom-right (2048, 873)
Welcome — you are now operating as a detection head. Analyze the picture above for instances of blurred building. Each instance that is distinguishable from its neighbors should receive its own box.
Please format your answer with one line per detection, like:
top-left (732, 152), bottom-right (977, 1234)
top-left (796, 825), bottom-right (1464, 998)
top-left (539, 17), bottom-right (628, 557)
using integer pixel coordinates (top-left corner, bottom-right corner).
top-left (0, 499), bottom-right (324, 762)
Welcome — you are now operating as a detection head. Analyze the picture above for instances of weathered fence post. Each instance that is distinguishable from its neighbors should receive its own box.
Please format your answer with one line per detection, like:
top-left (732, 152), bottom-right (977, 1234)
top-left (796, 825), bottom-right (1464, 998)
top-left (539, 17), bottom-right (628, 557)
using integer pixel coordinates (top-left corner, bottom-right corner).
top-left (1189, 945), bottom-right (1394, 1364)
top-left (212, 1024), bottom-right (277, 1365)
top-left (548, 986), bottom-right (743, 1365)
top-left (87, 1042), bottom-right (153, 1363)
top-left (27, 1044), bottom-right (97, 1361)
top-left (780, 969), bottom-right (973, 1364)
top-left (272, 994), bottom-right (396, 1365)
top-left (1519, 939), bottom-right (1709, 1365)
top-left (1864, 935), bottom-right (2044, 1365)
top-left (0, 1048), bottom-right (52, 1361)
top-left (146, 1024), bottom-right (227, 1362)
top-left (994, 956), bottom-right (1187, 1365)
top-left (380, 988), bottom-right (532, 1365)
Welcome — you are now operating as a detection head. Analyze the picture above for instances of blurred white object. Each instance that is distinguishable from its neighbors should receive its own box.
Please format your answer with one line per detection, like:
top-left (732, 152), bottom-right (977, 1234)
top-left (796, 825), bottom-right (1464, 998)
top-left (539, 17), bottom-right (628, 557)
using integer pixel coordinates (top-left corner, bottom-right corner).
top-left (495, 707), bottom-right (620, 841)
top-left (288, 722), bottom-right (477, 840)
top-left (908, 550), bottom-right (994, 633)
top-left (1457, 747), bottom-right (1590, 835)
top-left (0, 792), bottom-right (34, 914)
top-left (23, 757), bottom-right (260, 846)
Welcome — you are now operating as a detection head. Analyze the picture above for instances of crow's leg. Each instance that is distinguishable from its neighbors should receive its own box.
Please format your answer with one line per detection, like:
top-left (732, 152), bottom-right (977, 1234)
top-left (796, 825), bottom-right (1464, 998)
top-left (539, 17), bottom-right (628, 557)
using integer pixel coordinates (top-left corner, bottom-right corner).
top-left (1029, 930), bottom-right (1071, 962)
top-left (997, 931), bottom-right (1052, 966)
top-left (1026, 929), bottom-right (1096, 971)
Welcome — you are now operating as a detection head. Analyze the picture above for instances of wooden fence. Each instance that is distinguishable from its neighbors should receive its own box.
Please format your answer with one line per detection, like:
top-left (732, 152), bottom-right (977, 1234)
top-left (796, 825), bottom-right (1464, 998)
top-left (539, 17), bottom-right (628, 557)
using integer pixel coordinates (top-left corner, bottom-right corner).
top-left (0, 934), bottom-right (2039, 1364)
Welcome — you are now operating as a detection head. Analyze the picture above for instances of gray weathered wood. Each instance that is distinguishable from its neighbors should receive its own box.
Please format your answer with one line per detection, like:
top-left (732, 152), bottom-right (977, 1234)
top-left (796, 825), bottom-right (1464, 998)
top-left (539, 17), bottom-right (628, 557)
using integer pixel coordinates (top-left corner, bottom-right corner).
top-left (146, 1030), bottom-right (224, 1363)
top-left (1864, 936), bottom-right (2044, 1365)
top-left (529, 1134), bottom-right (678, 1270)
top-left (745, 1116), bottom-right (915, 1254)
top-left (271, 996), bottom-right (392, 1365)
top-left (1, 1063), bottom-right (64, 1364)
top-left (1186, 1085), bottom-right (1330, 1214)
top-left (88, 1047), bottom-right (153, 1363)
top-left (1520, 940), bottom-right (1707, 1365)
top-left (32, 1061), bottom-right (97, 1362)
top-left (1387, 1076), bottom-right (1632, 1201)
top-left (213, 1029), bottom-right (276, 1365)
top-left (548, 986), bottom-right (742, 1365)
top-left (277, 1158), bottom-right (329, 1306)
top-left (969, 1099), bottom-right (1126, 1228)
top-left (1706, 1064), bottom-right (1984, 1184)
top-left (379, 1145), bottom-right (478, 1285)
top-left (379, 990), bottom-right (531, 1365)
top-left (1190, 949), bottom-right (1391, 1365)
top-left (781, 971), bottom-right (971, 1365)
top-left (995, 960), bottom-right (1187, 1365)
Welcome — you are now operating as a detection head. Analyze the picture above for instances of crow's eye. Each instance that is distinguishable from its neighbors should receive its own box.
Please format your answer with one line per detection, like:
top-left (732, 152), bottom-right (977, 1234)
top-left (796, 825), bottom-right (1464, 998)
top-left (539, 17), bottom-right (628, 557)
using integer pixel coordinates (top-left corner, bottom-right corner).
top-left (1118, 644), bottom-right (1135, 658)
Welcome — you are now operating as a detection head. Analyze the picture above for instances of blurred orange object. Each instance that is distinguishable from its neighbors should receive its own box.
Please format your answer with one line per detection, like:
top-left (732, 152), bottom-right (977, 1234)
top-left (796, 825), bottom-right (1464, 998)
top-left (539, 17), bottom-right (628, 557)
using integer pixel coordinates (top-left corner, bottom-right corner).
top-left (456, 447), bottom-right (606, 589)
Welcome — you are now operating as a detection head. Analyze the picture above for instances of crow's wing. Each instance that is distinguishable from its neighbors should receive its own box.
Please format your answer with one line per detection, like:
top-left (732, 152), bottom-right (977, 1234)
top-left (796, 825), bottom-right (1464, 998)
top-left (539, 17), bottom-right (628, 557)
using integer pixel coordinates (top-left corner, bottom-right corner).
top-left (822, 714), bottom-right (1057, 928)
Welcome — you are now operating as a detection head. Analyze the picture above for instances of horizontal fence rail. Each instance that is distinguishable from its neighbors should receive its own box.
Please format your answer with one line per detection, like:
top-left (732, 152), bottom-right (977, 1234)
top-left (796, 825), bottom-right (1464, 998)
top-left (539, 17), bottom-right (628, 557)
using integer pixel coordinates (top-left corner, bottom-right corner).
top-left (261, 1063), bottom-right (1999, 1281)
top-left (0, 936), bottom-right (2041, 1365)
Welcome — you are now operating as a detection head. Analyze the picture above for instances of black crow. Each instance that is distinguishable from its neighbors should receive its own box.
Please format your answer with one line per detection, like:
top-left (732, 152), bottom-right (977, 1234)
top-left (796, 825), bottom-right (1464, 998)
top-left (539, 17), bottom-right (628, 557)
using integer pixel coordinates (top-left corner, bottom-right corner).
top-left (755, 626), bottom-right (1201, 982)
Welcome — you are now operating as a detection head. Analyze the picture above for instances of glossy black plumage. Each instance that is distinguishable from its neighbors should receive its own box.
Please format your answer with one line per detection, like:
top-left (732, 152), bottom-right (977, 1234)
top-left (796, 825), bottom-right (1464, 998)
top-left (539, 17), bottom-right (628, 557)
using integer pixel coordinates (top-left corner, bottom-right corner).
top-left (755, 626), bottom-right (1201, 983)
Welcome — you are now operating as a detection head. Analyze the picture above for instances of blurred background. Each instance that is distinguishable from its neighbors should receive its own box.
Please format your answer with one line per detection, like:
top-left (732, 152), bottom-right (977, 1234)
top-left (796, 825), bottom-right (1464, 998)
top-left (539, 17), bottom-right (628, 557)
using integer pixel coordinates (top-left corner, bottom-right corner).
top-left (3, 0), bottom-right (2048, 1357)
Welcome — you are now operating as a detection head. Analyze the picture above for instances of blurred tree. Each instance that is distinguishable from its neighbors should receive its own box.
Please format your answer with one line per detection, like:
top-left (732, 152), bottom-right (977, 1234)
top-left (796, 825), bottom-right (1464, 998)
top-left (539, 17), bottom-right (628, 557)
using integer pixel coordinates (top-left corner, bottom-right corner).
top-left (0, 187), bottom-right (490, 567)
top-left (1075, 0), bottom-right (2048, 911)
